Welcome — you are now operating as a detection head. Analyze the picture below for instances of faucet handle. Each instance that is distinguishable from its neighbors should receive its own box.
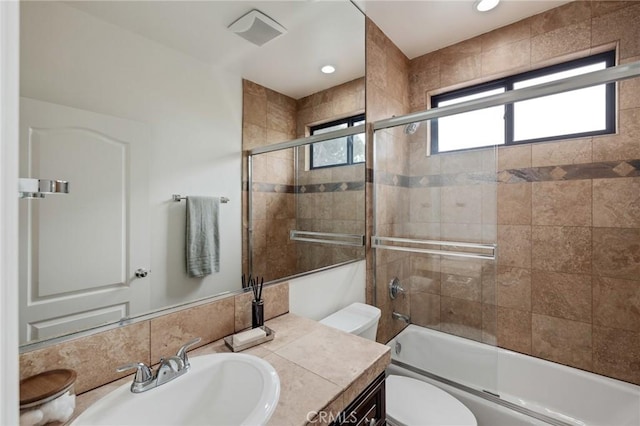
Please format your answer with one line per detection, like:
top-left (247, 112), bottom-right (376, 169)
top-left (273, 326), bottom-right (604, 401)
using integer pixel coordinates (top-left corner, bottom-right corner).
top-left (389, 277), bottom-right (406, 300)
top-left (176, 337), bottom-right (201, 367)
top-left (116, 362), bottom-right (153, 384)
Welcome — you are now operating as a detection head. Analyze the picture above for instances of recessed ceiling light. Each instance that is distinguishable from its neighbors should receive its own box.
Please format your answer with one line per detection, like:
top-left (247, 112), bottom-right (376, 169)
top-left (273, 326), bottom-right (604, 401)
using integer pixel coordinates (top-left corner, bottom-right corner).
top-left (321, 65), bottom-right (336, 74)
top-left (475, 0), bottom-right (500, 12)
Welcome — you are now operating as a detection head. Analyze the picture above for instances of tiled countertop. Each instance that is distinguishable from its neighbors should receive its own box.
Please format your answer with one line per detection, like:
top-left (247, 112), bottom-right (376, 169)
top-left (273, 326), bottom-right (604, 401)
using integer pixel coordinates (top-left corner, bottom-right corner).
top-left (68, 313), bottom-right (391, 426)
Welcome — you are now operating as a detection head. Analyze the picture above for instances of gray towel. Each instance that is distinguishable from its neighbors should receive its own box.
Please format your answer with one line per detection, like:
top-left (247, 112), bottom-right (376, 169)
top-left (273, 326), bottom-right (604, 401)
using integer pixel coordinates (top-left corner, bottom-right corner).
top-left (186, 196), bottom-right (220, 277)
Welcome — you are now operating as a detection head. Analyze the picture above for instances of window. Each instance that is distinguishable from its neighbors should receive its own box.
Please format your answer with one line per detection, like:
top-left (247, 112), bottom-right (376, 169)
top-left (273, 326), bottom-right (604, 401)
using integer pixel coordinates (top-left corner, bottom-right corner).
top-left (431, 51), bottom-right (615, 154)
top-left (310, 114), bottom-right (365, 169)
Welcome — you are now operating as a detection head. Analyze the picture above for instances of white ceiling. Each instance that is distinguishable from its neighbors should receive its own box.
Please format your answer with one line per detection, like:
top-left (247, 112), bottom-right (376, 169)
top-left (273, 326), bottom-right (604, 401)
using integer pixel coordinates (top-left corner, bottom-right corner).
top-left (356, 0), bottom-right (572, 60)
top-left (66, 1), bottom-right (365, 100)
top-left (65, 0), bottom-right (571, 100)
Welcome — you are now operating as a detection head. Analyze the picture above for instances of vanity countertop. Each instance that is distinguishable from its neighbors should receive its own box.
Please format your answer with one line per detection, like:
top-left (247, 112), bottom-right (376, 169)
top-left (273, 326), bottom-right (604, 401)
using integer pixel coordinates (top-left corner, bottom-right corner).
top-left (68, 313), bottom-right (391, 426)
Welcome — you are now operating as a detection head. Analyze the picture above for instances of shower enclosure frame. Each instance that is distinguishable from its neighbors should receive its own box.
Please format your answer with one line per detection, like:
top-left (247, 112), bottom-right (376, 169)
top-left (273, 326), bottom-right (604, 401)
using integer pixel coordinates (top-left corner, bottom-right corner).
top-left (370, 58), bottom-right (640, 307)
top-left (372, 60), bottom-right (640, 132)
top-left (369, 57), bottom-right (640, 425)
top-left (246, 124), bottom-right (366, 279)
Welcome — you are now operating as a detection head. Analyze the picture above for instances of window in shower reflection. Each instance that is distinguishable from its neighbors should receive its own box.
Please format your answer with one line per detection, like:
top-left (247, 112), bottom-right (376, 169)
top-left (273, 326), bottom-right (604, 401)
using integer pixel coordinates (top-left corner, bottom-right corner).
top-left (310, 114), bottom-right (365, 168)
top-left (248, 133), bottom-right (366, 283)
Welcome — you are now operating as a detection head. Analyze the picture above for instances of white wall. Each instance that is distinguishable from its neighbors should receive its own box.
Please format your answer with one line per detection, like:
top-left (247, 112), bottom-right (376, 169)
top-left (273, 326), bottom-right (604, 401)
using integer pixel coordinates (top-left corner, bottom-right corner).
top-left (20, 2), bottom-right (242, 310)
top-left (289, 260), bottom-right (366, 321)
top-left (0, 1), bottom-right (20, 423)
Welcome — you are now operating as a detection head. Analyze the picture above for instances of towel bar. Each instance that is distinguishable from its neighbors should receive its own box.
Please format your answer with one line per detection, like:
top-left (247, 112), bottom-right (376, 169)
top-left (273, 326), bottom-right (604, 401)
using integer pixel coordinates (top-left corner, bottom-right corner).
top-left (290, 230), bottom-right (364, 247)
top-left (371, 236), bottom-right (496, 260)
top-left (172, 194), bottom-right (230, 203)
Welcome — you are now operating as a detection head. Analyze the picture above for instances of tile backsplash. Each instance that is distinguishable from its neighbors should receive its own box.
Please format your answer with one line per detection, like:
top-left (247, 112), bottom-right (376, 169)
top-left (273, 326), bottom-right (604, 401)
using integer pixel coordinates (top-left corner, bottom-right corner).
top-left (19, 282), bottom-right (289, 394)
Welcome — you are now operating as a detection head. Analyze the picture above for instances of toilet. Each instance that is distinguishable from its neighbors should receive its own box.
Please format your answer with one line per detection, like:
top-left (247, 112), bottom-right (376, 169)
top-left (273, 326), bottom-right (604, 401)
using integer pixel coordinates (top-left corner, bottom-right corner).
top-left (386, 375), bottom-right (477, 426)
top-left (319, 302), bottom-right (381, 340)
top-left (320, 303), bottom-right (477, 426)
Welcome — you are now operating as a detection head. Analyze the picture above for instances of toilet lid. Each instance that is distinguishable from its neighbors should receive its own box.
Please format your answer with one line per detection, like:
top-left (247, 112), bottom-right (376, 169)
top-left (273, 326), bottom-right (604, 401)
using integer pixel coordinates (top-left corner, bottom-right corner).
top-left (386, 375), bottom-right (477, 426)
top-left (319, 303), bottom-right (380, 335)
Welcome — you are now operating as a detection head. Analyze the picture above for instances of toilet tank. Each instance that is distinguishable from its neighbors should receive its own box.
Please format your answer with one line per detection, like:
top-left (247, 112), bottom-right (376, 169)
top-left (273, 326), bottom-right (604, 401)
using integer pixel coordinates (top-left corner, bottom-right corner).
top-left (320, 302), bottom-right (381, 341)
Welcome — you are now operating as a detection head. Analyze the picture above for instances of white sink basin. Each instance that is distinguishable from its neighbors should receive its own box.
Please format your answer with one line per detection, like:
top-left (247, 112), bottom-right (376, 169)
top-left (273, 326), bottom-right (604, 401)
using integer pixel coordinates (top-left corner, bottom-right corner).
top-left (71, 353), bottom-right (280, 426)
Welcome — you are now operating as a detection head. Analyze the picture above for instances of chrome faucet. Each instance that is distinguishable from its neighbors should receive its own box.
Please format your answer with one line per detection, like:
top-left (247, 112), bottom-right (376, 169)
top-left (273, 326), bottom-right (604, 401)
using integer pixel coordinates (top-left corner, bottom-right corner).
top-left (392, 311), bottom-right (410, 324)
top-left (117, 337), bottom-right (201, 393)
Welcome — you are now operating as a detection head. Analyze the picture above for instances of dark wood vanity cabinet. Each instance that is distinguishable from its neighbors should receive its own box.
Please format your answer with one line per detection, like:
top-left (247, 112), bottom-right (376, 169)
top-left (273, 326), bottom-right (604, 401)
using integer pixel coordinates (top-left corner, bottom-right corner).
top-left (331, 373), bottom-right (386, 426)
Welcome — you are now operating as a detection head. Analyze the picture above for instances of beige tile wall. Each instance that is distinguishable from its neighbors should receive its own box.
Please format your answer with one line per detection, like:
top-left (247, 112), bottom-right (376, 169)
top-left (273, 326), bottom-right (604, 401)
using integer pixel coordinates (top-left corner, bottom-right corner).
top-left (19, 282), bottom-right (290, 394)
top-left (492, 57), bottom-right (640, 382)
top-left (242, 77), bottom-right (365, 280)
top-left (242, 80), bottom-right (297, 151)
top-left (242, 80), bottom-right (297, 281)
top-left (295, 167), bottom-right (365, 272)
top-left (294, 78), bottom-right (366, 273)
top-left (251, 149), bottom-right (298, 282)
top-left (368, 0), bottom-right (640, 385)
top-left (296, 78), bottom-right (365, 139)
top-left (367, 20), bottom-right (498, 346)
top-left (381, 148), bottom-right (498, 347)
top-left (295, 188), bottom-right (366, 272)
top-left (365, 17), bottom-right (412, 344)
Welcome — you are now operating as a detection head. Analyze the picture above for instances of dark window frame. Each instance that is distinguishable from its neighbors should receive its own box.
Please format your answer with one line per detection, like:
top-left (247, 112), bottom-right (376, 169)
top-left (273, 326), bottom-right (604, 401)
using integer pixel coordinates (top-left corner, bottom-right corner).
top-left (309, 114), bottom-right (365, 170)
top-left (431, 50), bottom-right (616, 154)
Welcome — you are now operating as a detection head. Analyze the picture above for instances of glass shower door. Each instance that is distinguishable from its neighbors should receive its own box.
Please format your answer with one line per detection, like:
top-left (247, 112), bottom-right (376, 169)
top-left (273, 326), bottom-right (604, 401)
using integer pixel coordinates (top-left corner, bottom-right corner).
top-left (372, 115), bottom-right (499, 393)
top-left (247, 126), bottom-right (366, 283)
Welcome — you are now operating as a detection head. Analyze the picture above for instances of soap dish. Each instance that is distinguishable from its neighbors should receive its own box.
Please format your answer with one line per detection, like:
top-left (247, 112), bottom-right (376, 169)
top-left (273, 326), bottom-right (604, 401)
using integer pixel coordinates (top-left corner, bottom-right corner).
top-left (224, 326), bottom-right (275, 352)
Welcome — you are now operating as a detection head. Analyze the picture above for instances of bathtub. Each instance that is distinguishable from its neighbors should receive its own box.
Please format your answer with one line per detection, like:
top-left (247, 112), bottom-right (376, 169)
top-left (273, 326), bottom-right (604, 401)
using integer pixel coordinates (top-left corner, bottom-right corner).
top-left (386, 325), bottom-right (640, 426)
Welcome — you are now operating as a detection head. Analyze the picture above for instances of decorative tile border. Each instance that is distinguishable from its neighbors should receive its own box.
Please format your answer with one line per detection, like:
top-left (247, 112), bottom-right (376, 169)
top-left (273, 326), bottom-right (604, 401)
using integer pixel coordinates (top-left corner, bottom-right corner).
top-left (375, 171), bottom-right (411, 187)
top-left (499, 160), bottom-right (640, 183)
top-left (374, 159), bottom-right (640, 188)
top-left (242, 160), bottom-right (640, 193)
top-left (376, 170), bottom-right (494, 188)
top-left (409, 172), bottom-right (496, 187)
top-left (296, 181), bottom-right (365, 194)
top-left (251, 182), bottom-right (295, 193)
top-left (246, 181), bottom-right (365, 194)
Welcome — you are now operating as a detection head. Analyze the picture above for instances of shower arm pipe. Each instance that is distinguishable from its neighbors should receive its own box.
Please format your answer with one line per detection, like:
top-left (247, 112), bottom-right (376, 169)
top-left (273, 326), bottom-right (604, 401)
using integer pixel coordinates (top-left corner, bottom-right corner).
top-left (248, 124), bottom-right (365, 155)
top-left (372, 59), bottom-right (640, 131)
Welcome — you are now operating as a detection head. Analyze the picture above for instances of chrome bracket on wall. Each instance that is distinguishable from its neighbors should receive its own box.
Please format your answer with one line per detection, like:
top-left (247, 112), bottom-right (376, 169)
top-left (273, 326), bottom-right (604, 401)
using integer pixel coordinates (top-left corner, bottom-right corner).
top-left (290, 230), bottom-right (364, 247)
top-left (371, 236), bottom-right (496, 260)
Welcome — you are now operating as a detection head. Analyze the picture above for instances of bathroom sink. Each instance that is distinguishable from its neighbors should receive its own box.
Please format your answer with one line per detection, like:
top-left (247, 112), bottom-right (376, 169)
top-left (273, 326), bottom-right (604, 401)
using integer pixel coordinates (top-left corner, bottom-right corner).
top-left (71, 353), bottom-right (280, 426)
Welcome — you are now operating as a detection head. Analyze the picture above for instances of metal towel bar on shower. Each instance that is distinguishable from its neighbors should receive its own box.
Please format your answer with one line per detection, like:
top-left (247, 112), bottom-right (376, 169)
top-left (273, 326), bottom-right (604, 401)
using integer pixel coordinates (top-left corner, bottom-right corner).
top-left (371, 236), bottom-right (496, 260)
top-left (290, 230), bottom-right (364, 247)
top-left (172, 194), bottom-right (229, 203)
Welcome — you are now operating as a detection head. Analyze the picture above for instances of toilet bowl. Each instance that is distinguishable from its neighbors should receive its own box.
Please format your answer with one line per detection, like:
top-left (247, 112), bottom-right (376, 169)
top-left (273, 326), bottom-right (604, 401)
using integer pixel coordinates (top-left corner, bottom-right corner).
top-left (319, 304), bottom-right (477, 426)
top-left (386, 375), bottom-right (477, 426)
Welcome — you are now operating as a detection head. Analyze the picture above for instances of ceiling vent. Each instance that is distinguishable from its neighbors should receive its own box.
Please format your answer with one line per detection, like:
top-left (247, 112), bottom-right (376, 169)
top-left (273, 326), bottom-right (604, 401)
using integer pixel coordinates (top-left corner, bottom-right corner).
top-left (228, 9), bottom-right (287, 47)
